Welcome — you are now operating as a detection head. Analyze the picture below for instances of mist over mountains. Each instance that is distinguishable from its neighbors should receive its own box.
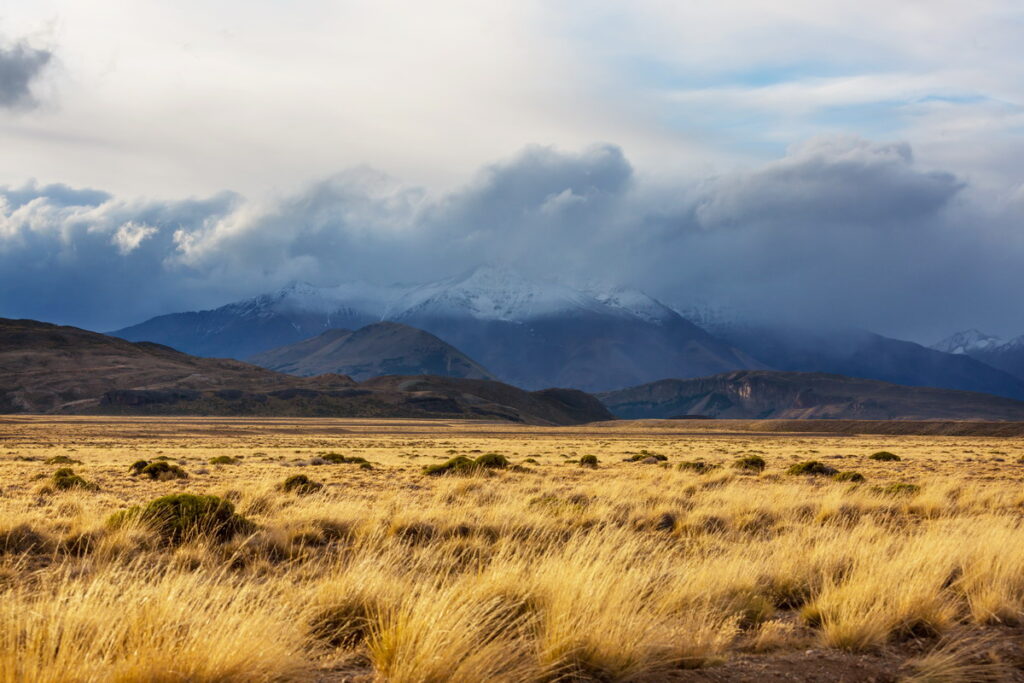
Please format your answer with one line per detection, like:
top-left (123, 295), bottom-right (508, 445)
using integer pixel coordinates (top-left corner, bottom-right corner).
top-left (112, 265), bottom-right (1024, 400)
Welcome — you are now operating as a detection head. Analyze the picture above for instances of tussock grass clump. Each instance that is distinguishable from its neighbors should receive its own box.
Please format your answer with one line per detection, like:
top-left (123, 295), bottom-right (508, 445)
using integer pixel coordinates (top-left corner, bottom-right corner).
top-left (833, 471), bottom-right (866, 483)
top-left (870, 451), bottom-right (901, 462)
top-left (732, 455), bottom-right (766, 472)
top-left (107, 493), bottom-right (253, 544)
top-left (678, 460), bottom-right (719, 474)
top-left (786, 461), bottom-right (838, 476)
top-left (45, 455), bottom-right (81, 465)
top-left (579, 454), bottom-right (599, 468)
top-left (208, 455), bottom-right (240, 465)
top-left (51, 468), bottom-right (98, 491)
top-left (280, 474), bottom-right (323, 494)
top-left (138, 461), bottom-right (188, 480)
top-left (309, 595), bottom-right (382, 648)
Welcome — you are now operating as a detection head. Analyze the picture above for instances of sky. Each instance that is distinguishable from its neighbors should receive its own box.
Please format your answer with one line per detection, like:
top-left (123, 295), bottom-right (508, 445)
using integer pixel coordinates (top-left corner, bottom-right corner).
top-left (1, 0), bottom-right (1023, 341)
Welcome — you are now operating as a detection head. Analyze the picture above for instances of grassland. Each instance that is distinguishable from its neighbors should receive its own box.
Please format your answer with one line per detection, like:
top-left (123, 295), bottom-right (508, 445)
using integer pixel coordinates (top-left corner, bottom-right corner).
top-left (2, 416), bottom-right (1024, 681)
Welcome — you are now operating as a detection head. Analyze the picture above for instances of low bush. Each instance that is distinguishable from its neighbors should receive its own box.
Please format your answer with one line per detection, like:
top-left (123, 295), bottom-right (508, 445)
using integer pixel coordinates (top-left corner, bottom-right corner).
top-left (139, 461), bottom-right (188, 480)
top-left (280, 474), bottom-right (323, 494)
top-left (45, 455), bottom-right (81, 465)
top-left (732, 455), bottom-right (766, 472)
top-left (624, 452), bottom-right (667, 462)
top-left (869, 451), bottom-right (901, 462)
top-left (107, 493), bottom-right (252, 543)
top-left (579, 454), bottom-right (599, 468)
top-left (208, 456), bottom-right (240, 465)
top-left (678, 460), bottom-right (718, 474)
top-left (786, 461), bottom-right (838, 476)
top-left (51, 468), bottom-right (98, 492)
top-left (129, 459), bottom-right (150, 474)
top-left (424, 453), bottom-right (509, 475)
top-left (833, 471), bottom-right (865, 483)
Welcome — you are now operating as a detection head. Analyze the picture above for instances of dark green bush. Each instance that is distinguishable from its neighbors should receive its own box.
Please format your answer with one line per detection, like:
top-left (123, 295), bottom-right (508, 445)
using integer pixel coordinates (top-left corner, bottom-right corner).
top-left (869, 451), bottom-right (901, 462)
top-left (474, 453), bottom-right (509, 469)
top-left (424, 453), bottom-right (508, 476)
top-left (424, 455), bottom-right (476, 476)
top-left (833, 471), bottom-right (865, 483)
top-left (139, 461), bottom-right (188, 480)
top-left (129, 460), bottom-right (150, 475)
top-left (280, 474), bottom-right (323, 494)
top-left (107, 493), bottom-right (252, 543)
top-left (732, 455), bottom-right (766, 472)
top-left (624, 450), bottom-right (667, 462)
top-left (208, 455), bottom-right (239, 465)
top-left (786, 461), bottom-right (838, 476)
top-left (579, 454), bottom-right (599, 468)
top-left (321, 453), bottom-right (348, 464)
top-left (678, 460), bottom-right (718, 474)
top-left (51, 468), bottom-right (98, 491)
top-left (45, 455), bottom-right (81, 465)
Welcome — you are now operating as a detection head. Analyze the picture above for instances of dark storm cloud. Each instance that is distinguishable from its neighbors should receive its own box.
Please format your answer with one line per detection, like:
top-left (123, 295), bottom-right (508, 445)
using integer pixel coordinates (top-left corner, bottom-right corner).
top-left (0, 41), bottom-right (52, 108)
top-left (0, 137), bottom-right (1018, 340)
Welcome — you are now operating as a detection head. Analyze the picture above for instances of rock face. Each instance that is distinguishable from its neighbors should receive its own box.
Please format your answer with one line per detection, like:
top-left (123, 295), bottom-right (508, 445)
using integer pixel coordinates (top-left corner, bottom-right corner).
top-left (597, 370), bottom-right (1024, 421)
top-left (0, 318), bottom-right (613, 425)
top-left (249, 322), bottom-right (496, 381)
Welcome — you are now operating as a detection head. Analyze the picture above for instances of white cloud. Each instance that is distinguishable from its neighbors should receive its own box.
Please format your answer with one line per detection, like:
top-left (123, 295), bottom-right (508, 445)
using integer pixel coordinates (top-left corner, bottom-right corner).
top-left (111, 221), bottom-right (156, 254)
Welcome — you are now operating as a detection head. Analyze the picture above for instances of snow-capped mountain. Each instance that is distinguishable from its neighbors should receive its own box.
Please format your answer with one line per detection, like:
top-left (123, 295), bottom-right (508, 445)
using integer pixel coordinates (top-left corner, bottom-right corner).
top-left (113, 265), bottom-right (762, 391)
top-left (931, 330), bottom-right (1006, 355)
top-left (932, 330), bottom-right (1024, 383)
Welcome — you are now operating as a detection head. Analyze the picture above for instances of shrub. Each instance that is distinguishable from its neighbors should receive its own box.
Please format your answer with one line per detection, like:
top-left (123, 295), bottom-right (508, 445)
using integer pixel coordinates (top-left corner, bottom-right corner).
top-left (524, 457), bottom-right (539, 465)
top-left (280, 474), bottom-right (323, 494)
top-left (45, 455), bottom-right (81, 465)
top-left (624, 451), bottom-right (667, 462)
top-left (877, 482), bottom-right (921, 496)
top-left (786, 461), bottom-right (838, 476)
top-left (129, 459), bottom-right (150, 475)
top-left (139, 461), bottom-right (188, 480)
top-left (869, 451), bottom-right (901, 462)
top-left (732, 455), bottom-right (766, 472)
top-left (107, 493), bottom-right (252, 543)
top-left (424, 456), bottom-right (476, 476)
top-left (321, 453), bottom-right (348, 464)
top-left (679, 460), bottom-right (718, 474)
top-left (833, 471), bottom-right (865, 483)
top-left (51, 468), bottom-right (98, 491)
top-left (424, 453), bottom-right (508, 475)
top-left (579, 454), bottom-right (599, 468)
top-left (208, 455), bottom-right (239, 465)
top-left (474, 453), bottom-right (509, 469)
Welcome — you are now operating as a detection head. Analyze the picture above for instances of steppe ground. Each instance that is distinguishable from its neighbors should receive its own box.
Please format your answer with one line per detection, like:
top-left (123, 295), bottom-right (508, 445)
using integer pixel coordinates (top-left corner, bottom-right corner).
top-left (3, 416), bottom-right (1024, 682)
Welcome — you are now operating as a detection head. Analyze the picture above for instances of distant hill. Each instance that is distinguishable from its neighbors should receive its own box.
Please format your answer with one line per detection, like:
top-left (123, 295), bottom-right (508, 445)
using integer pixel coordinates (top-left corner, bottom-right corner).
top-left (597, 370), bottom-right (1024, 420)
top-left (112, 265), bottom-right (763, 391)
top-left (0, 318), bottom-right (612, 425)
top-left (703, 323), bottom-right (1024, 401)
top-left (249, 322), bottom-right (495, 381)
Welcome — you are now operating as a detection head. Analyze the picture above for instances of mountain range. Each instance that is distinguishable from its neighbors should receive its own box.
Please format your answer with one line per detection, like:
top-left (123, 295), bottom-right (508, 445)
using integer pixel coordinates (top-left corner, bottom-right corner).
top-left (113, 265), bottom-right (1024, 399)
top-left (115, 265), bottom-right (764, 392)
top-left (0, 318), bottom-right (611, 425)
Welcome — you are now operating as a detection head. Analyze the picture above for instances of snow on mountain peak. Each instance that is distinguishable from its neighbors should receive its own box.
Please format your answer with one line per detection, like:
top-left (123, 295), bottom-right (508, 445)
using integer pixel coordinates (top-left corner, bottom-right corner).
top-left (932, 329), bottom-right (1005, 355)
top-left (225, 265), bottom-right (682, 325)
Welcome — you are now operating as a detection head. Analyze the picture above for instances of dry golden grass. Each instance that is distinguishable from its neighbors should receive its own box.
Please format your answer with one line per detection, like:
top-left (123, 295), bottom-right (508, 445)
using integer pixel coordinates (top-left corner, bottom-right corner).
top-left (2, 416), bottom-right (1024, 681)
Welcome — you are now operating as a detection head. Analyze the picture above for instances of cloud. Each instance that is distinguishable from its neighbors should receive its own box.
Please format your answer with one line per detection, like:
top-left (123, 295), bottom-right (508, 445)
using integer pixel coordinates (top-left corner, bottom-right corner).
top-left (0, 137), bottom-right (1020, 341)
top-left (0, 41), bottom-right (51, 108)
